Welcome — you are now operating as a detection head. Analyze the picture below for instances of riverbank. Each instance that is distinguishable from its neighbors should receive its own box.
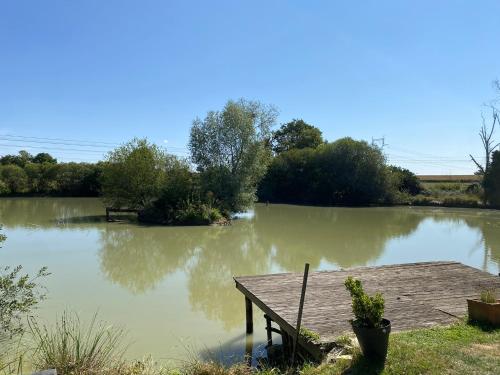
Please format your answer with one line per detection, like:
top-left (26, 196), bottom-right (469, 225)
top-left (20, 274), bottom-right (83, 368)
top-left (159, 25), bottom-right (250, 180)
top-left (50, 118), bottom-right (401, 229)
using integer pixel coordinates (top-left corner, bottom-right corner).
top-left (11, 320), bottom-right (498, 375)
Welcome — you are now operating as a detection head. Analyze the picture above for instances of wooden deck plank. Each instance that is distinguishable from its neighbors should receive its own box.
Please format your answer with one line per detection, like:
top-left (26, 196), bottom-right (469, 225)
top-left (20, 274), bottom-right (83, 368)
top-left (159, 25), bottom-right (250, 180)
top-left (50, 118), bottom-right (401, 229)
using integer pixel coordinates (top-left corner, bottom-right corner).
top-left (234, 261), bottom-right (500, 354)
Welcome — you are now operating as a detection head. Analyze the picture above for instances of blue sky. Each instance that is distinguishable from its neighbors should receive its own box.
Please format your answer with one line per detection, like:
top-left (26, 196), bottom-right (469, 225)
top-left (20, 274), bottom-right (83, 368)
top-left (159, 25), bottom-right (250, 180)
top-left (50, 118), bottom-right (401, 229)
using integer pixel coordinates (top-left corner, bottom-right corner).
top-left (1, 0), bottom-right (499, 174)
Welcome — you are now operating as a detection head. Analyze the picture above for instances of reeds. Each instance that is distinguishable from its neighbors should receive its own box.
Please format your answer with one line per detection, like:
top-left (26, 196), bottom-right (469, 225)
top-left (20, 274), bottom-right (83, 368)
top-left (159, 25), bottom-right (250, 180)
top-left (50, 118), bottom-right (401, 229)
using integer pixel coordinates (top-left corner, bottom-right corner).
top-left (29, 312), bottom-right (126, 374)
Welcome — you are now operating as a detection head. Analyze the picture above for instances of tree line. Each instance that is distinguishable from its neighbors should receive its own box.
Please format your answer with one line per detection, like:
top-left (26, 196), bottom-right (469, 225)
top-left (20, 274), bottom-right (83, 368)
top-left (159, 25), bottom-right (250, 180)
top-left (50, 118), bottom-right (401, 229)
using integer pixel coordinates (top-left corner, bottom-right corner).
top-left (0, 151), bottom-right (102, 196)
top-left (2, 94), bottom-right (500, 224)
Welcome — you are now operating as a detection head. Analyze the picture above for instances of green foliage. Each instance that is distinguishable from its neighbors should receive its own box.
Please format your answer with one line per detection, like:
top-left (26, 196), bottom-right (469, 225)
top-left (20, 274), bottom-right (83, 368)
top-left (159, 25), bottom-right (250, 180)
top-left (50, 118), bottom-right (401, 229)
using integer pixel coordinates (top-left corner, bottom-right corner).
top-left (189, 99), bottom-right (278, 212)
top-left (0, 150), bottom-right (33, 168)
top-left (388, 166), bottom-right (422, 195)
top-left (483, 150), bottom-right (500, 206)
top-left (101, 138), bottom-right (167, 209)
top-left (0, 265), bottom-right (49, 337)
top-left (29, 312), bottom-right (126, 374)
top-left (137, 157), bottom-right (224, 225)
top-left (344, 276), bottom-right (385, 328)
top-left (174, 202), bottom-right (223, 226)
top-left (0, 151), bottom-right (102, 197)
top-left (32, 152), bottom-right (57, 164)
top-left (480, 289), bottom-right (497, 303)
top-left (299, 327), bottom-right (320, 343)
top-left (259, 138), bottom-right (390, 205)
top-left (0, 164), bottom-right (28, 194)
top-left (272, 119), bottom-right (324, 154)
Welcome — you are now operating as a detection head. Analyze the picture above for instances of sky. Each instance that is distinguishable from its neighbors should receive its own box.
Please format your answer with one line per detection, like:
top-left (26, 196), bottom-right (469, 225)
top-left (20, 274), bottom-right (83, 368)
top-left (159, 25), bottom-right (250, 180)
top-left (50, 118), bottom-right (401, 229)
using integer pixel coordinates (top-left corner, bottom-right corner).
top-left (1, 0), bottom-right (499, 174)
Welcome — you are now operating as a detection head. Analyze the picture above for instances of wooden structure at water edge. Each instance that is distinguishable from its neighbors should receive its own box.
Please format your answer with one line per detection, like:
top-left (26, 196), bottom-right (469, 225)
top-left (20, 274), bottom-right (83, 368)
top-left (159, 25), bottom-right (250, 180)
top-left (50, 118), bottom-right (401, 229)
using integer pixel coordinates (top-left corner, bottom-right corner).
top-left (105, 207), bottom-right (140, 222)
top-left (234, 261), bottom-right (500, 361)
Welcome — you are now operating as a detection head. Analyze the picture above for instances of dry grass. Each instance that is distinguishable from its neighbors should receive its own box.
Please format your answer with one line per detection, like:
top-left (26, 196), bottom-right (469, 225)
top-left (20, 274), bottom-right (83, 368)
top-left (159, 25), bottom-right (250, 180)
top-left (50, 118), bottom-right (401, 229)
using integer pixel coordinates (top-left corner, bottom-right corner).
top-left (418, 175), bottom-right (481, 182)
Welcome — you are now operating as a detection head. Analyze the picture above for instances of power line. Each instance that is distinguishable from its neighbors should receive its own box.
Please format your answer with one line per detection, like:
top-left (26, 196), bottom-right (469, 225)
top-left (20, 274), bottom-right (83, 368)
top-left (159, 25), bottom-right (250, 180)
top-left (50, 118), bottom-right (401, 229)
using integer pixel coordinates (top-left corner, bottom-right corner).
top-left (0, 133), bottom-right (190, 152)
top-left (0, 133), bottom-right (121, 146)
top-left (0, 137), bottom-right (114, 149)
top-left (0, 143), bottom-right (108, 154)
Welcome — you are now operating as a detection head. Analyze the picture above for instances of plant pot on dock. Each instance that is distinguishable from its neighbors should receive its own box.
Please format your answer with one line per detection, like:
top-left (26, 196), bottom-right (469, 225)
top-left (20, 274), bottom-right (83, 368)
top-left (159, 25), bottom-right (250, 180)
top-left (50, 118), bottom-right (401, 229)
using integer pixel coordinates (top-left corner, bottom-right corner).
top-left (467, 299), bottom-right (500, 327)
top-left (352, 318), bottom-right (391, 360)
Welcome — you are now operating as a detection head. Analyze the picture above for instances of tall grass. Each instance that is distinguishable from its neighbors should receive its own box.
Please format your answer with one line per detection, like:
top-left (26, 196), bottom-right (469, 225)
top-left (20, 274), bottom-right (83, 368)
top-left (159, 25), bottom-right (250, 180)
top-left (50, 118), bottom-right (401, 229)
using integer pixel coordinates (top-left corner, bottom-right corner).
top-left (29, 312), bottom-right (126, 374)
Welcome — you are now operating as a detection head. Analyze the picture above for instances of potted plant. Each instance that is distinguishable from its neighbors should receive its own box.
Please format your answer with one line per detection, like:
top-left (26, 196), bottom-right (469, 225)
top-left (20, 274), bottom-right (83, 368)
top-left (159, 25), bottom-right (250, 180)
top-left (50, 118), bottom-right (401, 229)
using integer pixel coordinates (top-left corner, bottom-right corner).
top-left (344, 276), bottom-right (390, 360)
top-left (467, 289), bottom-right (500, 327)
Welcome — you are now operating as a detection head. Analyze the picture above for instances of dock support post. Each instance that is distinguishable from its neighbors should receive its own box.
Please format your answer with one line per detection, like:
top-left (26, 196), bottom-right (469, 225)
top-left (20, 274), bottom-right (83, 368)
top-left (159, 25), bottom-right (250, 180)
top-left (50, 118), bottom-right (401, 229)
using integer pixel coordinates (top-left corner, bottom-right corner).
top-left (106, 207), bottom-right (110, 222)
top-left (245, 332), bottom-right (253, 366)
top-left (245, 297), bottom-right (253, 334)
top-left (265, 315), bottom-right (273, 347)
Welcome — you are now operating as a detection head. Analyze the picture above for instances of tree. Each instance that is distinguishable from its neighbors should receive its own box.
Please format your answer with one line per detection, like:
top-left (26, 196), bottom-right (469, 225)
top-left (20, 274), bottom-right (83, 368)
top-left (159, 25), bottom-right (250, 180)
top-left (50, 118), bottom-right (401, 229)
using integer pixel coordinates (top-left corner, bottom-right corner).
top-left (258, 138), bottom-right (390, 205)
top-left (272, 119), bottom-right (324, 154)
top-left (0, 165), bottom-right (28, 194)
top-left (470, 107), bottom-right (499, 174)
top-left (32, 152), bottom-right (57, 164)
top-left (189, 99), bottom-right (278, 212)
top-left (483, 150), bottom-right (500, 206)
top-left (101, 138), bottom-right (167, 209)
top-left (0, 150), bottom-right (33, 167)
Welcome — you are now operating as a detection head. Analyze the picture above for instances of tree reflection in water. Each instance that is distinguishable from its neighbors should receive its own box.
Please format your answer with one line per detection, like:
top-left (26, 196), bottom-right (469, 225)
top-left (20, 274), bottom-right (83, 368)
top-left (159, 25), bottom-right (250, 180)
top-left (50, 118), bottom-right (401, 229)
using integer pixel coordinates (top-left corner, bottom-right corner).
top-left (1, 198), bottom-right (499, 333)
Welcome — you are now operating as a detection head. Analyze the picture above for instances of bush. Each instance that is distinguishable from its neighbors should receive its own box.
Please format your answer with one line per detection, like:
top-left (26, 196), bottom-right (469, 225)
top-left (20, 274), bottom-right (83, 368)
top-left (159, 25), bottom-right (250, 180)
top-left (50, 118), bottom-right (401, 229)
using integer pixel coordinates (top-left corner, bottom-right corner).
top-left (0, 265), bottom-right (49, 337)
top-left (259, 138), bottom-right (391, 205)
top-left (175, 202), bottom-right (223, 225)
top-left (344, 276), bottom-right (385, 328)
top-left (388, 166), bottom-right (422, 195)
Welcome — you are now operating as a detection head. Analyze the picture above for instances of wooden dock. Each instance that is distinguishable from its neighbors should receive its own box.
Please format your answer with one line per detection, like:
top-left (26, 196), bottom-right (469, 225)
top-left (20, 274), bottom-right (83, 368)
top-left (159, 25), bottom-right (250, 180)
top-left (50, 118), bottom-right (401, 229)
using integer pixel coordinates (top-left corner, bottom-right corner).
top-left (234, 261), bottom-right (500, 359)
top-left (105, 207), bottom-right (140, 222)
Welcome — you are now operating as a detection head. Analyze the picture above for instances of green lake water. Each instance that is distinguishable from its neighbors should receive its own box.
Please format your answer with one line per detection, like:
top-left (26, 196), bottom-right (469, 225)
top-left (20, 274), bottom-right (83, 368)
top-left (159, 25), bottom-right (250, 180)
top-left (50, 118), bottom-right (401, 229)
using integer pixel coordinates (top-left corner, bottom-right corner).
top-left (0, 198), bottom-right (499, 363)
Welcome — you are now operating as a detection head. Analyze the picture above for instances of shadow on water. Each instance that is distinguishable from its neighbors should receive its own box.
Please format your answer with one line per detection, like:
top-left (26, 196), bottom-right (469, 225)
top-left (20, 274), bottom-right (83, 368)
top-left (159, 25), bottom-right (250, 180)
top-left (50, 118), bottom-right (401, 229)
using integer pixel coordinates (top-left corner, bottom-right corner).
top-left (197, 332), bottom-right (268, 366)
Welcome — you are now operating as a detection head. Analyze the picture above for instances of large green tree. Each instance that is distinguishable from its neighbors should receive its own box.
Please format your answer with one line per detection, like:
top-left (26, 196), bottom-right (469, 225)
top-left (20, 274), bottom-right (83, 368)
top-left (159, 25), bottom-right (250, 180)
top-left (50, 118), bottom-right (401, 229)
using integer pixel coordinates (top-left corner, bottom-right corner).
top-left (189, 99), bottom-right (278, 212)
top-left (0, 165), bottom-right (28, 194)
top-left (272, 119), bottom-right (324, 154)
top-left (101, 138), bottom-right (167, 209)
top-left (259, 138), bottom-right (391, 205)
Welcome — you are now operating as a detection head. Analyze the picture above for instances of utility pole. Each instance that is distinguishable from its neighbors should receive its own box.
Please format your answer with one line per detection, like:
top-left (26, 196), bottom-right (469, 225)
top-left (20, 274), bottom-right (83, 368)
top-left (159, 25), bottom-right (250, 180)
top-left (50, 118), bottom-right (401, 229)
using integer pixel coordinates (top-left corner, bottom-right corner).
top-left (371, 136), bottom-right (387, 150)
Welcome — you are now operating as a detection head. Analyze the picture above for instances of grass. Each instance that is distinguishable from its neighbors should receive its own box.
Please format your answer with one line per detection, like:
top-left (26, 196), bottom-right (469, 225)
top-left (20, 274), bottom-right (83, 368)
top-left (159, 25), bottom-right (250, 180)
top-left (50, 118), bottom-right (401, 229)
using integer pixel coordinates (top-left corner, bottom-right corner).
top-left (300, 321), bottom-right (500, 375)
top-left (9, 315), bottom-right (499, 375)
top-left (480, 289), bottom-right (497, 303)
top-left (28, 312), bottom-right (127, 374)
top-left (417, 175), bottom-right (481, 182)
top-left (299, 327), bottom-right (320, 343)
top-left (409, 181), bottom-right (483, 208)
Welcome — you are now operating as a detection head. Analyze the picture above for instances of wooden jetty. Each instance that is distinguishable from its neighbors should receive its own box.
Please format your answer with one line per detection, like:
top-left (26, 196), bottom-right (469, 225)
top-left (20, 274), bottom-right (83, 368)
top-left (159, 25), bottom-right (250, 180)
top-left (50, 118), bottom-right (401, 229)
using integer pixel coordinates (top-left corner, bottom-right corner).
top-left (234, 261), bottom-right (500, 360)
top-left (105, 207), bottom-right (140, 222)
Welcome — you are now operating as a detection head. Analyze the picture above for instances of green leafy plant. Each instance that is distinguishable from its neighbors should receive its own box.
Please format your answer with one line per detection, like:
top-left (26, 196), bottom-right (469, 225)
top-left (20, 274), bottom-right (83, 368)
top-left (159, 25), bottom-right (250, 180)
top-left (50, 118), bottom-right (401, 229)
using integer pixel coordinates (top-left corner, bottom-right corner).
top-left (299, 327), bottom-right (320, 343)
top-left (0, 231), bottom-right (49, 337)
top-left (480, 289), bottom-right (497, 303)
top-left (344, 276), bottom-right (385, 328)
top-left (0, 265), bottom-right (49, 337)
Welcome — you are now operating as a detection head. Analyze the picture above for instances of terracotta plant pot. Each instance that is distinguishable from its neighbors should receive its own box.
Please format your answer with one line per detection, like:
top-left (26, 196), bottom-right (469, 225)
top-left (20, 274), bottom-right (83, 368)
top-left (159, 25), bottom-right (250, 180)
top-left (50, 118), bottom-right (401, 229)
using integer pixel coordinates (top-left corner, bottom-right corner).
top-left (351, 318), bottom-right (391, 360)
top-left (467, 299), bottom-right (500, 326)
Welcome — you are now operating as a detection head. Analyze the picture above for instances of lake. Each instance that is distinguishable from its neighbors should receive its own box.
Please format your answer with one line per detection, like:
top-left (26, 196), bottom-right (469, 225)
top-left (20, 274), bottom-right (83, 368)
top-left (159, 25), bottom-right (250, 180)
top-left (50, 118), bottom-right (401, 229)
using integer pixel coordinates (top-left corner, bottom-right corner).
top-left (0, 198), bottom-right (499, 363)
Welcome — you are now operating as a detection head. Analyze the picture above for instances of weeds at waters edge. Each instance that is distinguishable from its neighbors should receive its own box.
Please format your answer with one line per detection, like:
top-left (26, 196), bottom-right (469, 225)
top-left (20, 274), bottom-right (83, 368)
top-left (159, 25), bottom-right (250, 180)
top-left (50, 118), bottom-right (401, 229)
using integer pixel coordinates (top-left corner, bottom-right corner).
top-left (28, 312), bottom-right (127, 374)
top-left (8, 314), bottom-right (499, 375)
